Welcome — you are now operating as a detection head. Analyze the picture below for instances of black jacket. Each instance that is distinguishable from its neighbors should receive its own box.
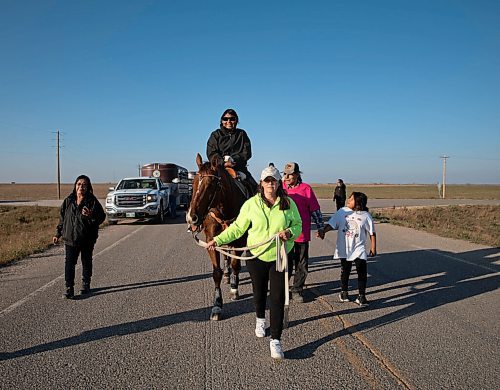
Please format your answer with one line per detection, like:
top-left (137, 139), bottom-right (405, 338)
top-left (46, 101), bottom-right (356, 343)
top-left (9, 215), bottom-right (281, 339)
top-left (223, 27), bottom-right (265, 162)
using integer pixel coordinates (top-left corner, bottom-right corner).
top-left (206, 127), bottom-right (252, 172)
top-left (55, 193), bottom-right (106, 246)
top-left (333, 185), bottom-right (346, 201)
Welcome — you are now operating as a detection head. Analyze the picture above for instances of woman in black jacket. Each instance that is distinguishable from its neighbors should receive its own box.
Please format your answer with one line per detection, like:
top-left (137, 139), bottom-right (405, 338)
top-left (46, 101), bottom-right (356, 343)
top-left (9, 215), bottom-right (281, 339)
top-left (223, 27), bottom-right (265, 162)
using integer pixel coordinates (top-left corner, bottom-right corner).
top-left (206, 108), bottom-right (258, 192)
top-left (333, 179), bottom-right (347, 210)
top-left (53, 175), bottom-right (106, 299)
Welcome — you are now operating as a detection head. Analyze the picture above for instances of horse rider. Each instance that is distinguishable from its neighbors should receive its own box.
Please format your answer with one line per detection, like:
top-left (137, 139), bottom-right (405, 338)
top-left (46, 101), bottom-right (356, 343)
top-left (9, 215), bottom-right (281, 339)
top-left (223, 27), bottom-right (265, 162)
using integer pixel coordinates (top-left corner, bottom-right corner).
top-left (206, 108), bottom-right (258, 195)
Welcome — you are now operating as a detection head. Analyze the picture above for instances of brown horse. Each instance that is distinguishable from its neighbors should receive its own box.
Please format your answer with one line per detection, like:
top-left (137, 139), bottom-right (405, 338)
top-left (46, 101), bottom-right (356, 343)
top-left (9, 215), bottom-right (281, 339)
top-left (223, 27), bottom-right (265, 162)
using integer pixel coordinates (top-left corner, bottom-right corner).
top-left (186, 153), bottom-right (250, 320)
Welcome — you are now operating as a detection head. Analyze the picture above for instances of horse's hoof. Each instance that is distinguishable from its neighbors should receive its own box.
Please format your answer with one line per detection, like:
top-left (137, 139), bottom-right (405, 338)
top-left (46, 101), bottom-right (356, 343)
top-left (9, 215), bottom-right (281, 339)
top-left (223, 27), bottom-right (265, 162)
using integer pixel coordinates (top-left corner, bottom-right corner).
top-left (211, 306), bottom-right (222, 321)
top-left (230, 289), bottom-right (239, 301)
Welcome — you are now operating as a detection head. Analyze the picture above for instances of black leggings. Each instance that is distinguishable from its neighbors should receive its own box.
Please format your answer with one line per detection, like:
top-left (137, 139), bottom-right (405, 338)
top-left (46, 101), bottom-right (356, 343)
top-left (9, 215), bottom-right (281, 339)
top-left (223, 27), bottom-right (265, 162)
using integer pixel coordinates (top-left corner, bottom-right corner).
top-left (246, 258), bottom-right (285, 340)
top-left (65, 243), bottom-right (94, 287)
top-left (340, 258), bottom-right (367, 295)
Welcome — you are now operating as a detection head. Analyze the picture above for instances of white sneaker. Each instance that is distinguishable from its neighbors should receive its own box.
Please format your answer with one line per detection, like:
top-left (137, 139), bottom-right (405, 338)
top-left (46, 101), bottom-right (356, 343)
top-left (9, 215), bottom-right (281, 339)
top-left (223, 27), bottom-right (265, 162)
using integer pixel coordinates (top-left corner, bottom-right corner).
top-left (270, 339), bottom-right (284, 360)
top-left (255, 317), bottom-right (266, 338)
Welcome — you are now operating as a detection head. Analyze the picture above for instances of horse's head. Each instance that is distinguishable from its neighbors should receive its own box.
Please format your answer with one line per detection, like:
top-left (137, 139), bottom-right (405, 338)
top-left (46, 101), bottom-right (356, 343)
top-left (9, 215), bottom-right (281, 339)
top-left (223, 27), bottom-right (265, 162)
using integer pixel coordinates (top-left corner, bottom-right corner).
top-left (186, 153), bottom-right (225, 230)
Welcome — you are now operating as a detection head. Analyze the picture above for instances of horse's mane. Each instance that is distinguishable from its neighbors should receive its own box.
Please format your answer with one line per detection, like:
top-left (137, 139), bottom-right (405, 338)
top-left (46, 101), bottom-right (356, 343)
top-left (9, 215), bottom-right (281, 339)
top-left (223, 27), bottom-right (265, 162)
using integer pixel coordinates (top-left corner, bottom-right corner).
top-left (199, 160), bottom-right (237, 192)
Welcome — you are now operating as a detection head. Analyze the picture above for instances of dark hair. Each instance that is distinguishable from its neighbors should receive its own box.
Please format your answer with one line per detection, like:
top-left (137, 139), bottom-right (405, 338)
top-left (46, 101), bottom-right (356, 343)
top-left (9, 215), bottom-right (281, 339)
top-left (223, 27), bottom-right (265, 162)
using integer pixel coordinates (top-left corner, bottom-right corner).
top-left (72, 175), bottom-right (93, 197)
top-left (220, 108), bottom-right (239, 127)
top-left (350, 191), bottom-right (368, 212)
top-left (258, 181), bottom-right (290, 210)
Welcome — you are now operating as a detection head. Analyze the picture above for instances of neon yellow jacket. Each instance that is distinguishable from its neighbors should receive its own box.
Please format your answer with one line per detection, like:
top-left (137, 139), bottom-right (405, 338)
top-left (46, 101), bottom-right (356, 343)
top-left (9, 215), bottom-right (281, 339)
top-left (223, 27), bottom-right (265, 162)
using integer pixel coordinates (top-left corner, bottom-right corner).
top-left (214, 194), bottom-right (302, 261)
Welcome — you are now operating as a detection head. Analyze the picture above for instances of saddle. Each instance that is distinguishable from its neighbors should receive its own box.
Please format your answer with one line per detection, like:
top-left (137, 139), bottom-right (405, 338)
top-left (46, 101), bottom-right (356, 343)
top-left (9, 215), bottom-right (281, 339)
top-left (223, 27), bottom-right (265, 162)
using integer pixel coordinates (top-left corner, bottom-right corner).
top-left (225, 167), bottom-right (252, 199)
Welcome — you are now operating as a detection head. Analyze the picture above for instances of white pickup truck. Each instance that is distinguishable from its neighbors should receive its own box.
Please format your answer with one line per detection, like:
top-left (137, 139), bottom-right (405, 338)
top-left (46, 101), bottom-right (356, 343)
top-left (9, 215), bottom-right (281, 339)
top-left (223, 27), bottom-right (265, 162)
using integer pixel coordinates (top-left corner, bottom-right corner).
top-left (105, 177), bottom-right (171, 224)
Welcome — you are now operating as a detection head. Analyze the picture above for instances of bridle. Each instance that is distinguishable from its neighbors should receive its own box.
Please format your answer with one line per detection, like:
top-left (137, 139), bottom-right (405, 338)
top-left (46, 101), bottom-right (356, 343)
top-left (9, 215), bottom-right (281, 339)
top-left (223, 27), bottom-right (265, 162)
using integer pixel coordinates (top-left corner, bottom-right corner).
top-left (191, 172), bottom-right (225, 229)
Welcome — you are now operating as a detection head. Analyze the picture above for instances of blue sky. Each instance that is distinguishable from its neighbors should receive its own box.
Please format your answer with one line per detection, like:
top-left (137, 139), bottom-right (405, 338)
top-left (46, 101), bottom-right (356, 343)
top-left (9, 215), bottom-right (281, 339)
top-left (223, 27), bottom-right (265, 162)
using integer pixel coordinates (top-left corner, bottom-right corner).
top-left (1, 0), bottom-right (499, 184)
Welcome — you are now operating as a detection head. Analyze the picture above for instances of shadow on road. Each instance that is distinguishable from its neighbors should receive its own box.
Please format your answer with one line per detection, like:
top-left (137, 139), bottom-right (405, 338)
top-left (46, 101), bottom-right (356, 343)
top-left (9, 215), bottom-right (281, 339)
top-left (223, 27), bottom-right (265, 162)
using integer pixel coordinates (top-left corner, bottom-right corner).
top-left (2, 247), bottom-right (498, 362)
top-left (286, 246), bottom-right (500, 359)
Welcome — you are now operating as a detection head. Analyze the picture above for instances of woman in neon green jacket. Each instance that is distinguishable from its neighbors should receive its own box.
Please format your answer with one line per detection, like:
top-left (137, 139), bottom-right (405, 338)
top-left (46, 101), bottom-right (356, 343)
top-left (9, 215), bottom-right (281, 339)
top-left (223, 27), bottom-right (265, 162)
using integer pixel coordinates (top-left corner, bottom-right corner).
top-left (207, 165), bottom-right (302, 360)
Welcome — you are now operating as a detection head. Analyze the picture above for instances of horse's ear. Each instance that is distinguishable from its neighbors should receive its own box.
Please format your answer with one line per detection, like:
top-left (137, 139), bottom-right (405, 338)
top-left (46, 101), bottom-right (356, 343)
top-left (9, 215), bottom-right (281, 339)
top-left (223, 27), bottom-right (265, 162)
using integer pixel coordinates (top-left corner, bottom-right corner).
top-left (196, 153), bottom-right (203, 169)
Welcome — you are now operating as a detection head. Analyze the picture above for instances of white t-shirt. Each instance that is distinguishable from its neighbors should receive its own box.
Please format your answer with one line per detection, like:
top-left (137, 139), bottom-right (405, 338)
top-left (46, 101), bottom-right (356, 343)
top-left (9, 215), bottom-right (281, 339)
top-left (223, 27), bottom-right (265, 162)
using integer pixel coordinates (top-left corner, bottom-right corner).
top-left (327, 207), bottom-right (375, 261)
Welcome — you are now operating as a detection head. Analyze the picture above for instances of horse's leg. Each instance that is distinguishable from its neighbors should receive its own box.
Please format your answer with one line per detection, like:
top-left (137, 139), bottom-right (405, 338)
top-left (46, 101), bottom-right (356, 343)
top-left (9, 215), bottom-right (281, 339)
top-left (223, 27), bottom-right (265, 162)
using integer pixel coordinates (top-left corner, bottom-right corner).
top-left (223, 254), bottom-right (231, 284)
top-left (229, 255), bottom-right (242, 300)
top-left (209, 250), bottom-right (224, 321)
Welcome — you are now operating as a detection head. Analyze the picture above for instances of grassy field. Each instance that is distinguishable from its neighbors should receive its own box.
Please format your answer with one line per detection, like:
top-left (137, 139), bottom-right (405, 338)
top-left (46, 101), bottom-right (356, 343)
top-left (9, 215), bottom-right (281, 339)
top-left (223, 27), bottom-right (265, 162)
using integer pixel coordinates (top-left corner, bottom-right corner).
top-left (0, 205), bottom-right (61, 266)
top-left (372, 205), bottom-right (500, 248)
top-left (1, 183), bottom-right (499, 201)
top-left (0, 183), bottom-right (114, 201)
top-left (311, 184), bottom-right (500, 200)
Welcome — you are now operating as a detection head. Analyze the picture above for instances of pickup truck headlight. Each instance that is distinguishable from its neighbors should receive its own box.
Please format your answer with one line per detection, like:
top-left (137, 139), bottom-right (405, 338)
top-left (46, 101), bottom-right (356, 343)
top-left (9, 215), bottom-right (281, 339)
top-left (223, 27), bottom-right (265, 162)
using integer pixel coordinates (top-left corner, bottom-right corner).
top-left (106, 196), bottom-right (114, 204)
top-left (146, 194), bottom-right (158, 202)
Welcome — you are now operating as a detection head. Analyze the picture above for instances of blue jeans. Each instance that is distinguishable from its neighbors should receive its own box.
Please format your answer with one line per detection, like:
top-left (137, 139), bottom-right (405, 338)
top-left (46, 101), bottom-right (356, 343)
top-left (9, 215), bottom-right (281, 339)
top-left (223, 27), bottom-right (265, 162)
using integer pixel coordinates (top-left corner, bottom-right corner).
top-left (65, 243), bottom-right (94, 287)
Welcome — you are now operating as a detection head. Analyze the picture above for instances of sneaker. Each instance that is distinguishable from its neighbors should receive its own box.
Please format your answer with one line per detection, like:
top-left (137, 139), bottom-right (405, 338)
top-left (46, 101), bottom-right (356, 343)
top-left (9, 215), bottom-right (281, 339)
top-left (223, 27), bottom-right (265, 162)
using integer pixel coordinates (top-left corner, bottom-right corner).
top-left (292, 291), bottom-right (304, 303)
top-left (355, 294), bottom-right (369, 306)
top-left (270, 339), bottom-right (284, 360)
top-left (255, 317), bottom-right (266, 338)
top-left (64, 287), bottom-right (74, 299)
top-left (339, 291), bottom-right (349, 302)
top-left (80, 283), bottom-right (91, 295)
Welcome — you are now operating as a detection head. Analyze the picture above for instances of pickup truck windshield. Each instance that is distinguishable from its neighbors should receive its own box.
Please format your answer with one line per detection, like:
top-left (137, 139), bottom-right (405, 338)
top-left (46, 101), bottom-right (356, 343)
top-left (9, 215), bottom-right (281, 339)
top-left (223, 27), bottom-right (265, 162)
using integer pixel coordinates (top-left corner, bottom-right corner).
top-left (117, 179), bottom-right (158, 190)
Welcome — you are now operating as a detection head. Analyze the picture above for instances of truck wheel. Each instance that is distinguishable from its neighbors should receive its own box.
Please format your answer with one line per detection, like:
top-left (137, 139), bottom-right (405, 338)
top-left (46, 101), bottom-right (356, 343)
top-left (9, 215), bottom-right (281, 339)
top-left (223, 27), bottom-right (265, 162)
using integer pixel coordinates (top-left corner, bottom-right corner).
top-left (158, 204), bottom-right (165, 224)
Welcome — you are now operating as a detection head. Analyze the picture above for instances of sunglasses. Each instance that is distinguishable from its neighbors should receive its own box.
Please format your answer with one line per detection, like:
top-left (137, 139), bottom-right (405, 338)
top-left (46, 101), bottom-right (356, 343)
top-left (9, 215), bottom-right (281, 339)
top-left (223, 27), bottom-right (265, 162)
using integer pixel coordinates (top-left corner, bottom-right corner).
top-left (221, 117), bottom-right (236, 122)
top-left (263, 177), bottom-right (278, 183)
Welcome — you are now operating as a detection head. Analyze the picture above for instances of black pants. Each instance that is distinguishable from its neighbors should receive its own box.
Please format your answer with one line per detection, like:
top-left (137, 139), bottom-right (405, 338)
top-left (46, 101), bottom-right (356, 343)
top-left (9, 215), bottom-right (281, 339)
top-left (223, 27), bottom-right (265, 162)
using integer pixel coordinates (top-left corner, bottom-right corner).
top-left (288, 242), bottom-right (309, 293)
top-left (335, 199), bottom-right (346, 210)
top-left (246, 258), bottom-right (285, 340)
top-left (340, 258), bottom-right (367, 295)
top-left (65, 243), bottom-right (94, 288)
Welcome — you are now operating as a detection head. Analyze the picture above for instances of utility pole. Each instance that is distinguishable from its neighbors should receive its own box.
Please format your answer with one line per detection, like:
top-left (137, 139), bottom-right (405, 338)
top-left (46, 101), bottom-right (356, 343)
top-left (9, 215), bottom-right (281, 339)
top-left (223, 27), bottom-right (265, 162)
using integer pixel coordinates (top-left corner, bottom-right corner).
top-left (138, 164), bottom-right (141, 176)
top-left (440, 155), bottom-right (449, 199)
top-left (57, 130), bottom-right (61, 199)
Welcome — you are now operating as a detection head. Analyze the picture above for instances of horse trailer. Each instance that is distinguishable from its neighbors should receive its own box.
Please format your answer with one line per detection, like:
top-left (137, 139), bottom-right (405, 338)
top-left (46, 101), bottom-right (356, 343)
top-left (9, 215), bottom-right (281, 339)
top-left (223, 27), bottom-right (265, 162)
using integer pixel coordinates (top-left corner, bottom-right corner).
top-left (141, 163), bottom-right (192, 209)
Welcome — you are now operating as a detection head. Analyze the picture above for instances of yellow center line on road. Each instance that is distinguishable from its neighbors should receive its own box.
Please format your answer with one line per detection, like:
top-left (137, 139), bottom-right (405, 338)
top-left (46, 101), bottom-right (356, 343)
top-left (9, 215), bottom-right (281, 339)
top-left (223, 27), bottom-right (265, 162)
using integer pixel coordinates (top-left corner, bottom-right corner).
top-left (311, 289), bottom-right (415, 390)
top-left (0, 226), bottom-right (146, 317)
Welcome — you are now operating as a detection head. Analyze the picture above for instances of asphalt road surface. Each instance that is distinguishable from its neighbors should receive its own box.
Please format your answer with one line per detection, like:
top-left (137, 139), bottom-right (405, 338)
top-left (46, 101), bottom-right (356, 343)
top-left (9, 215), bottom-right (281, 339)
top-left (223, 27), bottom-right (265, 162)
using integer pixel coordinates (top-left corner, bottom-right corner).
top-left (0, 202), bottom-right (499, 389)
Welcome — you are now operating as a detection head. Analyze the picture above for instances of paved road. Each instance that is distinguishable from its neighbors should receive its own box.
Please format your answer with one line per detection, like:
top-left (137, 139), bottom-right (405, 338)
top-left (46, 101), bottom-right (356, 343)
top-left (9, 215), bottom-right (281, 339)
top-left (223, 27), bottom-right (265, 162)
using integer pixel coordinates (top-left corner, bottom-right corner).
top-left (0, 208), bottom-right (499, 389)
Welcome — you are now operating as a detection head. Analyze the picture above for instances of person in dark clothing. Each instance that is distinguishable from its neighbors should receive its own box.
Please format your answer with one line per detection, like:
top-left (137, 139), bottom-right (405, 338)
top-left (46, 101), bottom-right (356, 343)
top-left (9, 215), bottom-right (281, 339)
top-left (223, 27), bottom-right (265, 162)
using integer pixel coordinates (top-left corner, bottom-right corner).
top-left (206, 108), bottom-right (258, 193)
top-left (333, 178), bottom-right (347, 210)
top-left (53, 175), bottom-right (106, 299)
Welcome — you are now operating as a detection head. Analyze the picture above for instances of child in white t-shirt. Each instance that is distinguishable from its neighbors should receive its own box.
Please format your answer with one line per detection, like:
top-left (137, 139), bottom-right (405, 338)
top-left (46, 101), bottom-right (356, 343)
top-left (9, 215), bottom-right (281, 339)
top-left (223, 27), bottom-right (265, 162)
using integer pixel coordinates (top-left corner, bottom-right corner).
top-left (320, 192), bottom-right (377, 305)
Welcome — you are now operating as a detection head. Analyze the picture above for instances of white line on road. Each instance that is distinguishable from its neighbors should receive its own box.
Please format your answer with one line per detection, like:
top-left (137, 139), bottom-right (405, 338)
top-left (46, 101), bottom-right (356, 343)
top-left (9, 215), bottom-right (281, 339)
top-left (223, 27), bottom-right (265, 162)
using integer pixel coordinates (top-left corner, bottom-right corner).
top-left (0, 226), bottom-right (146, 317)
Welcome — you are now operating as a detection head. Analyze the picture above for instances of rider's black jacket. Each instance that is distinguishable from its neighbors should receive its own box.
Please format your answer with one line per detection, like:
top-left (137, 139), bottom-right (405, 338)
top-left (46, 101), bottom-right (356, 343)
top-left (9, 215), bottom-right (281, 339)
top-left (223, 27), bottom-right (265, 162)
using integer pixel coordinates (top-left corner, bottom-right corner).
top-left (206, 127), bottom-right (252, 172)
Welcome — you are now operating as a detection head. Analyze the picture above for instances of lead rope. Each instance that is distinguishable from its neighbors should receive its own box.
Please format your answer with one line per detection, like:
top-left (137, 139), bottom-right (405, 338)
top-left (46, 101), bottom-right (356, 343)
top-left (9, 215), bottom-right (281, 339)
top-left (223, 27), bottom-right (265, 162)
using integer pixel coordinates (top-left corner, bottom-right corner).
top-left (275, 235), bottom-right (290, 328)
top-left (192, 231), bottom-right (276, 260)
top-left (192, 231), bottom-right (290, 328)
